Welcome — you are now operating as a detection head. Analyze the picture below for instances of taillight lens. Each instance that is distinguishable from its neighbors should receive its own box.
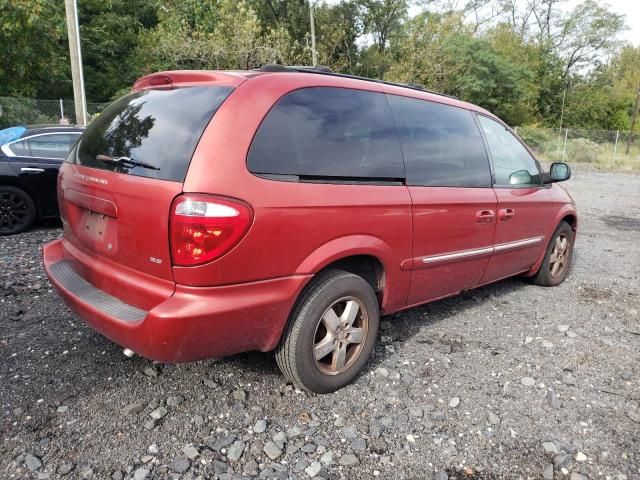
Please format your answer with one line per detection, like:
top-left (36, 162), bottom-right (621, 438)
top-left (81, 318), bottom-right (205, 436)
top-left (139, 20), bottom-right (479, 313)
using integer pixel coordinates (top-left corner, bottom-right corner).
top-left (170, 195), bottom-right (252, 266)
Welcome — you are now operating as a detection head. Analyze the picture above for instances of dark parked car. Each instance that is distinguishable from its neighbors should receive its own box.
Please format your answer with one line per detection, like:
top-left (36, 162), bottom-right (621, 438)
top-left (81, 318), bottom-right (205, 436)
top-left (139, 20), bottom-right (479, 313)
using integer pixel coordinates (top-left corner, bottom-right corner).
top-left (0, 125), bottom-right (84, 234)
top-left (43, 67), bottom-right (576, 393)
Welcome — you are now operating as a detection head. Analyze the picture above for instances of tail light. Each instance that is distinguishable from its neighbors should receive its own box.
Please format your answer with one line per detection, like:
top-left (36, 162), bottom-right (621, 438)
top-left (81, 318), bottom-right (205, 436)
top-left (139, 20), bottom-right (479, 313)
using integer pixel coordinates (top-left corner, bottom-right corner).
top-left (170, 194), bottom-right (253, 266)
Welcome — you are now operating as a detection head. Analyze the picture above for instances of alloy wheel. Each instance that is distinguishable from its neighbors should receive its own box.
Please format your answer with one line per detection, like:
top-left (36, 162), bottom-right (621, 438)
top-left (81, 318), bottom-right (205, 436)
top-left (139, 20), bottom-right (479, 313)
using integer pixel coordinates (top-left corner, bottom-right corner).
top-left (549, 233), bottom-right (569, 278)
top-left (0, 191), bottom-right (30, 234)
top-left (313, 296), bottom-right (369, 375)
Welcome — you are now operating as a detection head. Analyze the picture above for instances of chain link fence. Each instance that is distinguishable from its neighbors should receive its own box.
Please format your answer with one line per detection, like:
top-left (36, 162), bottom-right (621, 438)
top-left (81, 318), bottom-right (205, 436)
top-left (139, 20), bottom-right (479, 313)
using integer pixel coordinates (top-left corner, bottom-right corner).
top-left (0, 97), bottom-right (109, 129)
top-left (515, 126), bottom-right (640, 170)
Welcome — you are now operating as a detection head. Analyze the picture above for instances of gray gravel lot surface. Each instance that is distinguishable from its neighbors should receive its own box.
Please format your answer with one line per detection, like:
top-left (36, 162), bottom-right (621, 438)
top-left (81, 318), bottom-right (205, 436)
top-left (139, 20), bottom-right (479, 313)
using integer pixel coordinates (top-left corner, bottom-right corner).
top-left (1, 166), bottom-right (639, 480)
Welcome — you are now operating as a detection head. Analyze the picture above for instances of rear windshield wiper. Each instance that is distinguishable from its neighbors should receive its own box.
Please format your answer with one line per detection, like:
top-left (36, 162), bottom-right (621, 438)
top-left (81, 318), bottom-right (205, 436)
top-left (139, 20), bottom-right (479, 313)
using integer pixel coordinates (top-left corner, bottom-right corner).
top-left (96, 154), bottom-right (160, 170)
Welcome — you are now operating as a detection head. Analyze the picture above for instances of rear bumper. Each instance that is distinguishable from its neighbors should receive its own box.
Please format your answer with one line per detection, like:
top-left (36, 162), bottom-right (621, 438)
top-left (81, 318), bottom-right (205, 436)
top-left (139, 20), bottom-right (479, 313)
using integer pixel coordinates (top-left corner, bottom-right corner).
top-left (43, 239), bottom-right (311, 362)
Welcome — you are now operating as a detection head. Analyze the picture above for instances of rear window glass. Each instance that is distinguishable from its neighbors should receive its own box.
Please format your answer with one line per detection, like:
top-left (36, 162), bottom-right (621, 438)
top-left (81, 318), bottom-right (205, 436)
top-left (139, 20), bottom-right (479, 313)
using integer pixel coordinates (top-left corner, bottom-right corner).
top-left (387, 95), bottom-right (491, 187)
top-left (74, 86), bottom-right (233, 182)
top-left (247, 87), bottom-right (404, 180)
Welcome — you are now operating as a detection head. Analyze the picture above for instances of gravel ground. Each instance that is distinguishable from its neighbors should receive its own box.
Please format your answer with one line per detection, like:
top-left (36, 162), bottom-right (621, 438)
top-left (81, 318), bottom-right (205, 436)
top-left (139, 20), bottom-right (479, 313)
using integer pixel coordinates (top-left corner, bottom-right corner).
top-left (1, 166), bottom-right (639, 480)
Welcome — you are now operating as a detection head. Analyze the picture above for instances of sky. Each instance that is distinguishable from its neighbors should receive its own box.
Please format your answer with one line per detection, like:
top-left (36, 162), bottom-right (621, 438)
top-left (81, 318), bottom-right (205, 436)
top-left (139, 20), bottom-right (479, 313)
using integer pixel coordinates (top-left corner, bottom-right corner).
top-left (399, 0), bottom-right (640, 47)
top-left (563, 0), bottom-right (639, 46)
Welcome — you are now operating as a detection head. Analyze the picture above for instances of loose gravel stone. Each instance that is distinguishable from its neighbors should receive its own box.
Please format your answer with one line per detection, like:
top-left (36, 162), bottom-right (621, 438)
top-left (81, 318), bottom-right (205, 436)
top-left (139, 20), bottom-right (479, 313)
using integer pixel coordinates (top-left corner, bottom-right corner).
top-left (58, 462), bottom-right (74, 475)
top-left (182, 444), bottom-right (199, 460)
top-left (338, 454), bottom-right (359, 466)
top-left (487, 411), bottom-right (501, 425)
top-left (227, 440), bottom-right (245, 461)
top-left (546, 390), bottom-right (563, 409)
top-left (542, 463), bottom-right (554, 479)
top-left (352, 438), bottom-right (366, 451)
top-left (254, 419), bottom-right (267, 433)
top-left (342, 425), bottom-right (358, 438)
top-left (122, 403), bottom-right (144, 415)
top-left (133, 467), bottom-right (149, 480)
top-left (264, 441), bottom-right (283, 460)
top-left (232, 389), bottom-right (247, 402)
top-left (166, 396), bottom-right (183, 407)
top-left (449, 397), bottom-right (460, 408)
top-left (25, 454), bottom-right (42, 472)
top-left (305, 461), bottom-right (322, 478)
top-left (149, 407), bottom-right (167, 420)
top-left (168, 456), bottom-right (190, 474)
top-left (521, 377), bottom-right (536, 386)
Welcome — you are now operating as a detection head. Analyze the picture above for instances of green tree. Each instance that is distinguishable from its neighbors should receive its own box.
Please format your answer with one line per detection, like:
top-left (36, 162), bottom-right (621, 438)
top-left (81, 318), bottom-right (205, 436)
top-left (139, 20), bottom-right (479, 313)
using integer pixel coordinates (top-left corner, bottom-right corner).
top-left (0, 0), bottom-right (69, 98)
top-left (79, 0), bottom-right (161, 102)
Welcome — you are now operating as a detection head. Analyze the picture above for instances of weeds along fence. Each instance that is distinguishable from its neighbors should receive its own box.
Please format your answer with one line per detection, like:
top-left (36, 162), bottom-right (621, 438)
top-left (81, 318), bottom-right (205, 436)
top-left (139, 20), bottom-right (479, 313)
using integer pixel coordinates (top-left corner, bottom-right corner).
top-left (515, 126), bottom-right (640, 171)
top-left (0, 97), bottom-right (109, 128)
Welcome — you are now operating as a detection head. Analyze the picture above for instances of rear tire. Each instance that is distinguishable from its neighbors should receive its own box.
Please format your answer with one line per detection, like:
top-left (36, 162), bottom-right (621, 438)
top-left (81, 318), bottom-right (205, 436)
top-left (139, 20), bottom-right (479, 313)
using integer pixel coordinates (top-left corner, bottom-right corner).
top-left (531, 221), bottom-right (574, 287)
top-left (276, 270), bottom-right (380, 393)
top-left (0, 186), bottom-right (37, 235)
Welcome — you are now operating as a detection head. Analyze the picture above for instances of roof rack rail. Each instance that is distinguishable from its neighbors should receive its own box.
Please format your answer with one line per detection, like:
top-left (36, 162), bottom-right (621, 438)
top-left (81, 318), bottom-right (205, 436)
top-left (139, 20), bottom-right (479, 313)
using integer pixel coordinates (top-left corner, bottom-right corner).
top-left (256, 64), bottom-right (458, 100)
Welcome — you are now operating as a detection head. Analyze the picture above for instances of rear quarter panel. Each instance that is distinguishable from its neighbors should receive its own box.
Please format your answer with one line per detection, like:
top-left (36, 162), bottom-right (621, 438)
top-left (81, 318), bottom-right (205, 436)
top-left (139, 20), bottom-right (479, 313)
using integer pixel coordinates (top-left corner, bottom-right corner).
top-left (179, 74), bottom-right (413, 312)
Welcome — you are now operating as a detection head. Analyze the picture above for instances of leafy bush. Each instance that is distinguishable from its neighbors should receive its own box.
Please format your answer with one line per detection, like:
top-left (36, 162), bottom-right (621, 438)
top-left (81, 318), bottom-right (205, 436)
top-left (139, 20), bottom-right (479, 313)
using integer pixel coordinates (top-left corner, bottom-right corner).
top-left (0, 97), bottom-right (57, 128)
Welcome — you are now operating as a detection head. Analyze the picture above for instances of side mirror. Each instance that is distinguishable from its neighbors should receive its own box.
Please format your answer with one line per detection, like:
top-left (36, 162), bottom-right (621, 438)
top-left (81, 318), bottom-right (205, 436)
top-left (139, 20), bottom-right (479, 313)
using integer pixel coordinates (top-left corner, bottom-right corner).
top-left (509, 170), bottom-right (533, 185)
top-left (548, 162), bottom-right (571, 183)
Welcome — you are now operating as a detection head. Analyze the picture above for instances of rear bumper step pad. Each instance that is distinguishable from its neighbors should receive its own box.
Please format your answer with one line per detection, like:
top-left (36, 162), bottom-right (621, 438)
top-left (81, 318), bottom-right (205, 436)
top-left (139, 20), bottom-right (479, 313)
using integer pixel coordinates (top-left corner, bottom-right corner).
top-left (49, 260), bottom-right (147, 323)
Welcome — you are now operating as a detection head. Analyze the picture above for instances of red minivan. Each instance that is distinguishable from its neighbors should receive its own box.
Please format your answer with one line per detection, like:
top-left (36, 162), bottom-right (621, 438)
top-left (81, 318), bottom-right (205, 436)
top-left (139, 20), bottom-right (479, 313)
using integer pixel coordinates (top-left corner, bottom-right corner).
top-left (43, 66), bottom-right (577, 393)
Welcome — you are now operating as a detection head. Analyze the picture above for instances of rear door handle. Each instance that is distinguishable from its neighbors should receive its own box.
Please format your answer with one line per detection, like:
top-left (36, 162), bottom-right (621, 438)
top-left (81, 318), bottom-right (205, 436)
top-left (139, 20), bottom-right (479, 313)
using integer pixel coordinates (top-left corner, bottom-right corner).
top-left (20, 167), bottom-right (45, 174)
top-left (476, 210), bottom-right (495, 223)
top-left (498, 208), bottom-right (516, 221)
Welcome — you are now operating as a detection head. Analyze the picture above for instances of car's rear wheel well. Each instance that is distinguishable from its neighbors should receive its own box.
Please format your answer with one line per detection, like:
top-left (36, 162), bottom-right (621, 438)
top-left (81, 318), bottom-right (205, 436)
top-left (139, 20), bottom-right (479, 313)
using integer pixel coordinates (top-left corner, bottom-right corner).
top-left (561, 214), bottom-right (577, 231)
top-left (317, 255), bottom-right (385, 304)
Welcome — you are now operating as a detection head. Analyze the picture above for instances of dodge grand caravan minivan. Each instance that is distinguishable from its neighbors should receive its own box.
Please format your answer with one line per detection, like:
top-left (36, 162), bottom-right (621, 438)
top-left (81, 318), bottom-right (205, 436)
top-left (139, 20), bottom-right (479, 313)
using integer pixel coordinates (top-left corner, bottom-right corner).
top-left (43, 66), bottom-right (577, 393)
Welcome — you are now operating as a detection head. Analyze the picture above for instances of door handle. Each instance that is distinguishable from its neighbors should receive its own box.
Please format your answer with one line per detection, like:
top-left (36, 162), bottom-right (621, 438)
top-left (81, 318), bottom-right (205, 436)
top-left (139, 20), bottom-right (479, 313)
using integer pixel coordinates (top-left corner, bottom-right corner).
top-left (476, 210), bottom-right (495, 223)
top-left (498, 208), bottom-right (516, 221)
top-left (20, 167), bottom-right (45, 174)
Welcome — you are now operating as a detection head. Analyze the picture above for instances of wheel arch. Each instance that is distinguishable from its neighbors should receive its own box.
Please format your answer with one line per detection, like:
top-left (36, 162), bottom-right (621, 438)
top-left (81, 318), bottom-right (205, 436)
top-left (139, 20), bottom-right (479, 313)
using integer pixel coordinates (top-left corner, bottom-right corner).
top-left (526, 207), bottom-right (578, 277)
top-left (293, 235), bottom-right (400, 311)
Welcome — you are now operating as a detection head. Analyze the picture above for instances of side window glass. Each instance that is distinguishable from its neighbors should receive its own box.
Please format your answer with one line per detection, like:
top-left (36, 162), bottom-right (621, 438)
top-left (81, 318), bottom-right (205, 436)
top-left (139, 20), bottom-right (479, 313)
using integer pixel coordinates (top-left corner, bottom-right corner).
top-left (28, 134), bottom-right (77, 159)
top-left (248, 87), bottom-right (404, 180)
top-left (387, 95), bottom-right (491, 187)
top-left (477, 116), bottom-right (541, 186)
top-left (8, 140), bottom-right (32, 157)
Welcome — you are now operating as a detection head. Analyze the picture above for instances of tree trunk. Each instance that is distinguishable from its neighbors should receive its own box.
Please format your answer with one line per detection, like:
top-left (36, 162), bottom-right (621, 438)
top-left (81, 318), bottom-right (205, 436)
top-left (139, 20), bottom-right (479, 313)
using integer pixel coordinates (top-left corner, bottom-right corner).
top-left (626, 84), bottom-right (640, 155)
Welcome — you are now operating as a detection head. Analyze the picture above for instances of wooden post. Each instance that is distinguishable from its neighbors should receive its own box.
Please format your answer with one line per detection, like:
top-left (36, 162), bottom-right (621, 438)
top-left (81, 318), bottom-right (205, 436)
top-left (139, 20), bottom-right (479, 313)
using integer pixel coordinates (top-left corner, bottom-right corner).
top-left (64, 0), bottom-right (87, 125)
top-left (626, 84), bottom-right (640, 155)
top-left (309, 2), bottom-right (317, 67)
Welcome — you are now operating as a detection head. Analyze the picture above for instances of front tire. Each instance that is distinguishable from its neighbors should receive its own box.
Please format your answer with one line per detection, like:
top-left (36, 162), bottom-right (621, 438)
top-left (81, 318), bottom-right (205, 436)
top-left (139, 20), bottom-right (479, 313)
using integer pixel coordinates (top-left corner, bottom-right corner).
top-left (276, 270), bottom-right (380, 393)
top-left (531, 221), bottom-right (574, 287)
top-left (0, 186), bottom-right (37, 235)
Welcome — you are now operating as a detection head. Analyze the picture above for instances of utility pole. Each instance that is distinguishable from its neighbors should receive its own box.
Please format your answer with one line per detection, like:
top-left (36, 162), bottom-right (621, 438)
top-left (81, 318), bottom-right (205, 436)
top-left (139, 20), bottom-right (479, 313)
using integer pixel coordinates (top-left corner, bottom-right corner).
top-left (64, 0), bottom-right (87, 126)
top-left (309, 1), bottom-right (317, 67)
top-left (626, 84), bottom-right (640, 155)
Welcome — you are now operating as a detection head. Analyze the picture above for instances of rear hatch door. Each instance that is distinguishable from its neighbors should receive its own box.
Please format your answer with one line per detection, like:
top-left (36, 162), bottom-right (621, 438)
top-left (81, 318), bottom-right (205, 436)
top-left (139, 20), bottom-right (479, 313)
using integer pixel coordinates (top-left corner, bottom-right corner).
top-left (59, 84), bottom-right (235, 286)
